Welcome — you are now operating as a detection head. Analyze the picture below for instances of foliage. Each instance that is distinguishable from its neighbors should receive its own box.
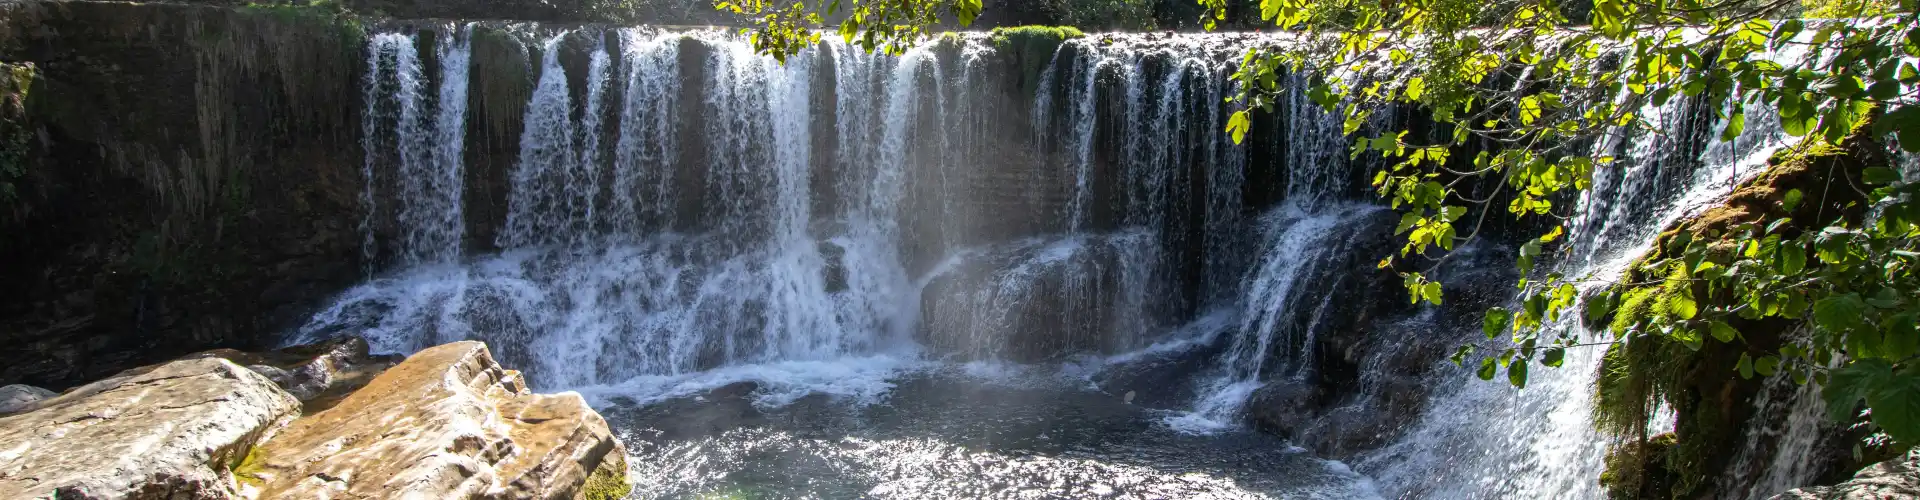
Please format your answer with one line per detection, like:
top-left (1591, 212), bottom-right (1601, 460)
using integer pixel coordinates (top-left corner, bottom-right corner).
top-left (1201, 0), bottom-right (1920, 451)
top-left (987, 25), bottom-right (1086, 48)
top-left (715, 0), bottom-right (983, 61)
top-left (1057, 0), bottom-right (1158, 30)
top-left (0, 63), bottom-right (33, 206)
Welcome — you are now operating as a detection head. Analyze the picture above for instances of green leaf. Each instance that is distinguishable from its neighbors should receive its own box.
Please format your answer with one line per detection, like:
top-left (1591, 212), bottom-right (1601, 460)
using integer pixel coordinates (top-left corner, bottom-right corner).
top-left (1756, 356), bottom-right (1780, 377)
top-left (1669, 292), bottom-right (1699, 320)
top-left (1814, 293), bottom-right (1871, 336)
top-left (1508, 358), bottom-right (1529, 389)
top-left (1721, 111), bottom-right (1746, 142)
top-left (1783, 188), bottom-right (1804, 212)
top-left (1884, 313), bottom-right (1919, 359)
top-left (1449, 345), bottom-right (1473, 366)
top-left (1826, 359), bottom-right (1892, 422)
top-left (1674, 326), bottom-right (1705, 351)
top-left (1422, 282), bottom-right (1444, 305)
top-left (1477, 357), bottom-right (1498, 380)
top-left (1227, 111), bottom-right (1252, 145)
top-left (1738, 353), bottom-right (1755, 379)
top-left (1869, 371), bottom-right (1920, 444)
top-left (1864, 167), bottom-right (1901, 185)
top-left (1542, 347), bottom-right (1566, 368)
top-left (1779, 242), bottom-right (1807, 275)
top-left (1587, 291), bottom-right (1619, 324)
top-left (1711, 321), bottom-right (1740, 343)
top-left (1484, 307), bottom-right (1513, 340)
top-left (1884, 106), bottom-right (1920, 152)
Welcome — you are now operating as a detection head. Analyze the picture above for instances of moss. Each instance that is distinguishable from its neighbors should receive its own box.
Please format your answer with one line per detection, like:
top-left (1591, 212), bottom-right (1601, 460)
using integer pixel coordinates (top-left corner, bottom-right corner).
top-left (988, 25), bottom-right (1085, 50)
top-left (1599, 433), bottom-right (1677, 499)
top-left (580, 460), bottom-right (632, 500)
top-left (0, 62), bottom-right (33, 205)
top-left (1587, 119), bottom-right (1893, 499)
top-left (990, 26), bottom-right (1085, 102)
top-left (229, 446), bottom-right (269, 489)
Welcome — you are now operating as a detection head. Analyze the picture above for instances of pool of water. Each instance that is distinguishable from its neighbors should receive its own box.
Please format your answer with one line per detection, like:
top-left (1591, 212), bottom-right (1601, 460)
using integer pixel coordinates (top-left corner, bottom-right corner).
top-left (598, 365), bottom-right (1381, 500)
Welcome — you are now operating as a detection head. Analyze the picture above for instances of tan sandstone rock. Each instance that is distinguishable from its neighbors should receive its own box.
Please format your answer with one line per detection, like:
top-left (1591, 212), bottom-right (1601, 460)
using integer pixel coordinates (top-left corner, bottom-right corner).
top-left (0, 358), bottom-right (300, 499)
top-left (247, 341), bottom-right (630, 500)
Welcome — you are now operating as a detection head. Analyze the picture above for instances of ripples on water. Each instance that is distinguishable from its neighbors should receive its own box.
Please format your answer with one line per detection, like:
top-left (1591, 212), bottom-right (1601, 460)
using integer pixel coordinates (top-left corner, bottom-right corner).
top-left (604, 368), bottom-right (1381, 500)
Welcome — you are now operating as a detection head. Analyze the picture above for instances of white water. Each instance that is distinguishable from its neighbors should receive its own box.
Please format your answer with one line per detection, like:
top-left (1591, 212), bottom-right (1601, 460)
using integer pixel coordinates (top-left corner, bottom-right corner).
top-left (1170, 203), bottom-right (1381, 433)
top-left (319, 27), bottom-right (1841, 499)
top-left (359, 27), bottom-right (473, 268)
top-left (1353, 73), bottom-right (1792, 499)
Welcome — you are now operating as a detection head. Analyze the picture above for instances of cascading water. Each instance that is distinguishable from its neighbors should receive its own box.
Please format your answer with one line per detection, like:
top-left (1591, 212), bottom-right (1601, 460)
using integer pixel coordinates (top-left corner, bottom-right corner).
top-left (359, 27), bottom-right (473, 268)
top-left (304, 24), bottom-right (1843, 499)
top-left (1171, 203), bottom-right (1381, 433)
top-left (1353, 66), bottom-right (1793, 499)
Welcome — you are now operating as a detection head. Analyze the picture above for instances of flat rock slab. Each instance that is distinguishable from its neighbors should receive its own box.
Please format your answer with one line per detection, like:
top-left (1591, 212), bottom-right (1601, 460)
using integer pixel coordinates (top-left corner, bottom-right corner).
top-left (0, 358), bottom-right (300, 499)
top-left (249, 341), bottom-right (628, 499)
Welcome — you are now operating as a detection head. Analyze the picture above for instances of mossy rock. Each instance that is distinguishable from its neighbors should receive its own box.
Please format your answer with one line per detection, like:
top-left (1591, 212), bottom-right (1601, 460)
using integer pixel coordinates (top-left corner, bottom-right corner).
top-left (1586, 115), bottom-right (1894, 499)
top-left (990, 25), bottom-right (1085, 100)
top-left (579, 456), bottom-right (632, 500)
top-left (230, 446), bottom-right (269, 489)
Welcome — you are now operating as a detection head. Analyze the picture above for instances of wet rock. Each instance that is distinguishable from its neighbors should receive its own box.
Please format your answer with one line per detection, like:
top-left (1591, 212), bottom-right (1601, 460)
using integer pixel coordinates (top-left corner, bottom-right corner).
top-left (1771, 448), bottom-right (1920, 500)
top-left (819, 241), bottom-right (848, 293)
top-left (183, 337), bottom-right (400, 411)
top-left (0, 384), bottom-right (55, 415)
top-left (610, 386), bottom-right (767, 442)
top-left (1247, 381), bottom-right (1321, 439)
top-left (709, 381), bottom-right (761, 401)
top-left (247, 341), bottom-right (628, 499)
top-left (0, 358), bottom-right (299, 499)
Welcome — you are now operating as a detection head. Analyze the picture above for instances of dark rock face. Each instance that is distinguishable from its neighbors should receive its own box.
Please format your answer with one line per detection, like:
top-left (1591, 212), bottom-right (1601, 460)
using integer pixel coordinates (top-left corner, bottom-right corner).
top-left (0, 2), bottom-right (367, 388)
top-left (1242, 212), bottom-right (1521, 459)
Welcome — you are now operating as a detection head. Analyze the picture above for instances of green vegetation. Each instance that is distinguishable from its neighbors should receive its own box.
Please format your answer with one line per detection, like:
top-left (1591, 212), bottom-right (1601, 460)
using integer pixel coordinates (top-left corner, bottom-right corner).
top-left (1054, 0), bottom-right (1157, 30)
top-left (1198, 0), bottom-right (1920, 466)
top-left (991, 25), bottom-right (1085, 97)
top-left (238, 1), bottom-right (364, 42)
top-left (0, 63), bottom-right (33, 205)
top-left (229, 446), bottom-right (269, 489)
top-left (717, 0), bottom-right (984, 61)
top-left (580, 461), bottom-right (633, 500)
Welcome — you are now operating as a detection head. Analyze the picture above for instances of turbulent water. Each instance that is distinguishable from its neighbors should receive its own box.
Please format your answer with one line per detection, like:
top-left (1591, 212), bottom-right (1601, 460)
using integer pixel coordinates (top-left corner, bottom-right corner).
top-left (307, 25), bottom-right (1824, 499)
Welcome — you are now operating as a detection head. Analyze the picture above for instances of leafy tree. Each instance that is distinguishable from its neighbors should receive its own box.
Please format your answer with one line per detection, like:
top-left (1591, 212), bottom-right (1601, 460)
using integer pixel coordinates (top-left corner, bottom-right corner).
top-left (1198, 0), bottom-right (1920, 447)
top-left (719, 0), bottom-right (1920, 447)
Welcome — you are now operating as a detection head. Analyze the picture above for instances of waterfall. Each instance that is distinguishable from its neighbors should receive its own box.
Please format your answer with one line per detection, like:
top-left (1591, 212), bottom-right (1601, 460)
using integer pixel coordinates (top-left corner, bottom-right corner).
top-left (1720, 344), bottom-right (1841, 500)
top-left (359, 28), bottom-right (473, 268)
top-left (498, 33), bottom-right (584, 249)
top-left (312, 26), bottom-right (1843, 498)
top-left (420, 25), bottom-right (473, 265)
top-left (1171, 203), bottom-right (1382, 433)
top-left (608, 30), bottom-right (679, 237)
top-left (1353, 69), bottom-right (1791, 499)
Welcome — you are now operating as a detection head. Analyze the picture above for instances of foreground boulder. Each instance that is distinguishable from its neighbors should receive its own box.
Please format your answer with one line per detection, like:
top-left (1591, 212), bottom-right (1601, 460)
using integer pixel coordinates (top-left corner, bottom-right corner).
top-left (0, 358), bottom-right (299, 499)
top-left (246, 341), bottom-right (630, 499)
top-left (1772, 448), bottom-right (1920, 500)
